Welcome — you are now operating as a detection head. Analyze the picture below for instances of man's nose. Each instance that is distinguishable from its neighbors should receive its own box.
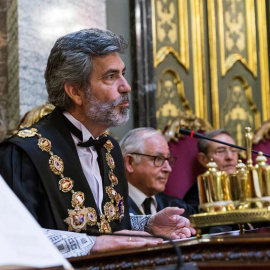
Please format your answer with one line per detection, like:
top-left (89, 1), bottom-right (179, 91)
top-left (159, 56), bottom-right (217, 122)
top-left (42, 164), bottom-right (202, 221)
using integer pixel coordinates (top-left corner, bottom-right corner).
top-left (162, 160), bottom-right (172, 172)
top-left (225, 149), bottom-right (234, 159)
top-left (119, 77), bottom-right (131, 93)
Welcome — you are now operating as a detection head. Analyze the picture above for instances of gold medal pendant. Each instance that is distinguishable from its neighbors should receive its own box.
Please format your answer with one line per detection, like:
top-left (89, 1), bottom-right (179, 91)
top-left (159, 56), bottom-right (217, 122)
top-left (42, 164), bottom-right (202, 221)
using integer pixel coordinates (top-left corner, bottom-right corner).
top-left (65, 207), bottom-right (89, 232)
top-left (17, 128), bottom-right (37, 138)
top-left (66, 191), bottom-right (99, 232)
top-left (108, 171), bottom-right (118, 186)
top-left (49, 155), bottom-right (64, 175)
top-left (71, 191), bottom-right (85, 208)
top-left (106, 186), bottom-right (118, 201)
top-left (104, 202), bottom-right (117, 222)
top-left (106, 153), bottom-right (115, 170)
top-left (104, 140), bottom-right (113, 151)
top-left (97, 215), bottom-right (112, 233)
top-left (38, 137), bottom-right (52, 152)
top-left (86, 207), bottom-right (98, 226)
top-left (59, 177), bottom-right (73, 192)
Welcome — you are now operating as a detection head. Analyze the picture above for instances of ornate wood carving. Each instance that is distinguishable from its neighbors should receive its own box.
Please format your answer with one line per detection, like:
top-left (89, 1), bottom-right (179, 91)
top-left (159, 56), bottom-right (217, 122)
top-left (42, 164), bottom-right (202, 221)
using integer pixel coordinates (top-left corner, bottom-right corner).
top-left (69, 232), bottom-right (270, 270)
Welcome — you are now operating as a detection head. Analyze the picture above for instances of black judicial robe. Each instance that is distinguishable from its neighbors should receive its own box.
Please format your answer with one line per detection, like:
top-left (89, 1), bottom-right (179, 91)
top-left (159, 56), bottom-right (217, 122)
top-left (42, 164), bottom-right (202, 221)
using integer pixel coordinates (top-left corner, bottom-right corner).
top-left (128, 192), bottom-right (197, 218)
top-left (0, 107), bottom-right (131, 233)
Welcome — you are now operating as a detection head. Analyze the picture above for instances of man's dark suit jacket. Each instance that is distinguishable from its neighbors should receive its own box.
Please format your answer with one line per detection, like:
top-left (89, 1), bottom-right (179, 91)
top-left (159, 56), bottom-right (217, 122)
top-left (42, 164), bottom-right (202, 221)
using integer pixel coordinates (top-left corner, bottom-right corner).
top-left (128, 192), bottom-right (197, 218)
top-left (0, 107), bottom-right (131, 233)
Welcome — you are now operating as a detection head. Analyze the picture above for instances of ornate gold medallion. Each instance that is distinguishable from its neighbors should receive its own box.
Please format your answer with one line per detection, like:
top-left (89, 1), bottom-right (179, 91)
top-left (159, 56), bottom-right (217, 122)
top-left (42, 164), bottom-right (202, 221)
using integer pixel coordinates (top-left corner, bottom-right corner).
top-left (49, 155), bottom-right (64, 175)
top-left (104, 202), bottom-right (117, 222)
top-left (108, 171), bottom-right (118, 186)
top-left (106, 152), bottom-right (115, 170)
top-left (38, 137), bottom-right (52, 152)
top-left (104, 140), bottom-right (113, 151)
top-left (17, 128), bottom-right (37, 138)
top-left (71, 191), bottom-right (85, 207)
top-left (97, 215), bottom-right (112, 233)
top-left (65, 207), bottom-right (88, 232)
top-left (86, 207), bottom-right (98, 226)
top-left (105, 186), bottom-right (118, 201)
top-left (59, 177), bottom-right (73, 192)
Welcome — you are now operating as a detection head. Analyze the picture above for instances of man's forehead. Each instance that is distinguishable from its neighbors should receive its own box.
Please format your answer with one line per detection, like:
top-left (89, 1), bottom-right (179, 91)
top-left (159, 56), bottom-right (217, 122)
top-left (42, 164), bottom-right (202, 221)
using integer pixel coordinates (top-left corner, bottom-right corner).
top-left (92, 52), bottom-right (124, 66)
top-left (208, 134), bottom-right (235, 149)
top-left (145, 137), bottom-right (170, 153)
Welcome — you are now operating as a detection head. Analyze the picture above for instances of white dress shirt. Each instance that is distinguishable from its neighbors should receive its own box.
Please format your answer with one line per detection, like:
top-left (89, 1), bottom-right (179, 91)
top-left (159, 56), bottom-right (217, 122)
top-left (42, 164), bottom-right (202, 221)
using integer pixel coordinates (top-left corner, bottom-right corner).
top-left (63, 112), bottom-right (103, 213)
top-left (128, 182), bottom-right (157, 215)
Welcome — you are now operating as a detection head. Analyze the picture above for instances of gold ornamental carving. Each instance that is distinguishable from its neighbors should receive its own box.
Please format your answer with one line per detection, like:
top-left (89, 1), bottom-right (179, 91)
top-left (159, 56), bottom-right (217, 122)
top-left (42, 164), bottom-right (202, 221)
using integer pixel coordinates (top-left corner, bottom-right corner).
top-left (257, 0), bottom-right (270, 121)
top-left (163, 112), bottom-right (212, 143)
top-left (207, 0), bottom-right (220, 128)
top-left (152, 0), bottom-right (189, 70)
top-left (156, 68), bottom-right (192, 131)
top-left (207, 0), bottom-right (270, 128)
top-left (221, 76), bottom-right (260, 146)
top-left (218, 0), bottom-right (257, 78)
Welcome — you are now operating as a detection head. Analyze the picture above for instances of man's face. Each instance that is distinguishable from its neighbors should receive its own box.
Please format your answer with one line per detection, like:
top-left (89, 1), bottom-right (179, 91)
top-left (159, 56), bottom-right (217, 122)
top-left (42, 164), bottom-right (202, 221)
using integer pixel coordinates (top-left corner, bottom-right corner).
top-left (84, 52), bottom-right (131, 127)
top-left (129, 136), bottom-right (173, 197)
top-left (202, 134), bottom-right (238, 174)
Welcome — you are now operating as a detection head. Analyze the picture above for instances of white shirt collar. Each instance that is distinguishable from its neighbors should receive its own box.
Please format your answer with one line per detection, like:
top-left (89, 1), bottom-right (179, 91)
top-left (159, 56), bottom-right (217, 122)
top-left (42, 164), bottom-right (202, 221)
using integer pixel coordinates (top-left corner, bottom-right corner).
top-left (63, 111), bottom-right (94, 142)
top-left (128, 182), bottom-right (157, 213)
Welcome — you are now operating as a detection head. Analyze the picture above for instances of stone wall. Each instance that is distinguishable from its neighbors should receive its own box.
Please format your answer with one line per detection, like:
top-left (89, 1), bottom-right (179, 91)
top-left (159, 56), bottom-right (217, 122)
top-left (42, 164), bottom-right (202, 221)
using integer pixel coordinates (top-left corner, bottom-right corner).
top-left (0, 0), bottom-right (7, 140)
top-left (0, 0), bottom-right (106, 139)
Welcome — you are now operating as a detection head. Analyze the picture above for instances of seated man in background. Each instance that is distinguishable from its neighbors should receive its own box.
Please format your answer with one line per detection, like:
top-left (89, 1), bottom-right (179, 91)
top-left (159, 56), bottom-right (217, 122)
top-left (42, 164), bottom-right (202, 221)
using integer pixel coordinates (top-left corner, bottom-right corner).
top-left (183, 129), bottom-right (239, 234)
top-left (184, 129), bottom-right (238, 213)
top-left (120, 127), bottom-right (197, 218)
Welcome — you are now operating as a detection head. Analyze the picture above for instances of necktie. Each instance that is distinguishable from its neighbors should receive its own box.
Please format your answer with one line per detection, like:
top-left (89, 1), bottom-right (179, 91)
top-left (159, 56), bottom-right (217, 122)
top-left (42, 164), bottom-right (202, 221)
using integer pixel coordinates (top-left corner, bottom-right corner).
top-left (77, 136), bottom-right (107, 150)
top-left (143, 197), bottom-right (153, 215)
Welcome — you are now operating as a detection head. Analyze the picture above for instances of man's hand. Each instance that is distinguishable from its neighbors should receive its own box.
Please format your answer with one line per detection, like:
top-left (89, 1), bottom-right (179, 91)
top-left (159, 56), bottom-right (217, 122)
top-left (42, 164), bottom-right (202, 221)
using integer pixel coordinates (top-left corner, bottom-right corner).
top-left (91, 230), bottom-right (163, 253)
top-left (147, 207), bottom-right (196, 239)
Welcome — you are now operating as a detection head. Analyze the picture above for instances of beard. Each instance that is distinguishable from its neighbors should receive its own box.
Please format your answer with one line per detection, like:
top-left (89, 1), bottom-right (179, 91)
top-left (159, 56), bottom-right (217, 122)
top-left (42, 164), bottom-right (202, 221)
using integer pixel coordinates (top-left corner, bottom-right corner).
top-left (85, 90), bottom-right (130, 127)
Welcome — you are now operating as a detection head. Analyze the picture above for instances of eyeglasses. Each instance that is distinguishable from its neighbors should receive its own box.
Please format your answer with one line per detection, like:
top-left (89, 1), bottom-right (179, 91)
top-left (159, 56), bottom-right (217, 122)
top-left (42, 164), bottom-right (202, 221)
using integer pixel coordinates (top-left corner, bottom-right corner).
top-left (131, 152), bottom-right (177, 167)
top-left (212, 147), bottom-right (239, 157)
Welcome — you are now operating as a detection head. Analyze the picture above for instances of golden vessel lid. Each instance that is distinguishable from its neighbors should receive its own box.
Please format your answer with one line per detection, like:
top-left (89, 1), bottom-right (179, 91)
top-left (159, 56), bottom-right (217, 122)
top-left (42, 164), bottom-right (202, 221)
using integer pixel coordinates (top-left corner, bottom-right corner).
top-left (236, 159), bottom-right (246, 171)
top-left (206, 159), bottom-right (218, 171)
top-left (255, 151), bottom-right (267, 164)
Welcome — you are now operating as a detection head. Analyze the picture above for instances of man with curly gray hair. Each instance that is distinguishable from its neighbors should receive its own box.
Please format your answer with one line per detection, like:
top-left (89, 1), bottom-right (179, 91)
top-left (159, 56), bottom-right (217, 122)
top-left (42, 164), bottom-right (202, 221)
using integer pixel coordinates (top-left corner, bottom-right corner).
top-left (0, 28), bottom-right (195, 256)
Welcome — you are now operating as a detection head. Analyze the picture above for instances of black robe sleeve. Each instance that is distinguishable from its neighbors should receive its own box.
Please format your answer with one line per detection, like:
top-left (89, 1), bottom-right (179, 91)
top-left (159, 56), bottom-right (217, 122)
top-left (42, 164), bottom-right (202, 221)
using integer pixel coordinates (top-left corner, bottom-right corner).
top-left (0, 142), bottom-right (57, 228)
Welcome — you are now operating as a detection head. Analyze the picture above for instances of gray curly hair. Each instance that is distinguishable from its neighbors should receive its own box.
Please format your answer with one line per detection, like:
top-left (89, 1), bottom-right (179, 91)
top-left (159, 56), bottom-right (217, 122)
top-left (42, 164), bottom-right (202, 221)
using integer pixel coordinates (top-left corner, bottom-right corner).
top-left (44, 28), bottom-right (128, 109)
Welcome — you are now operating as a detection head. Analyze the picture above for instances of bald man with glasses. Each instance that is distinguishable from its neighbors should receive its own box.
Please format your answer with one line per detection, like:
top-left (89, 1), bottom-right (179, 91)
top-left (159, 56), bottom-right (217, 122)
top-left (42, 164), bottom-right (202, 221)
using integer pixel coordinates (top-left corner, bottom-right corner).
top-left (119, 127), bottom-right (196, 218)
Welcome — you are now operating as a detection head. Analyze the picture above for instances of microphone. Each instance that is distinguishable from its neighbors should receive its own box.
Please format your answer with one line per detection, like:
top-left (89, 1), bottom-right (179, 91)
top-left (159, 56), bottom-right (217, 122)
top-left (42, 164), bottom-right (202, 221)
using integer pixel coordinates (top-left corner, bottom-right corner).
top-left (87, 230), bottom-right (198, 270)
top-left (179, 128), bottom-right (270, 158)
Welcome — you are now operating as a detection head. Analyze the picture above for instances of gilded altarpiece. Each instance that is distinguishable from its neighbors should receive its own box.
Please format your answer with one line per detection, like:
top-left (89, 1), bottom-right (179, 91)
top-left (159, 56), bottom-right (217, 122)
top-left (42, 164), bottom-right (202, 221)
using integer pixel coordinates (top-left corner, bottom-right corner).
top-left (151, 0), bottom-right (269, 146)
top-left (152, 0), bottom-right (207, 131)
top-left (208, 0), bottom-right (269, 146)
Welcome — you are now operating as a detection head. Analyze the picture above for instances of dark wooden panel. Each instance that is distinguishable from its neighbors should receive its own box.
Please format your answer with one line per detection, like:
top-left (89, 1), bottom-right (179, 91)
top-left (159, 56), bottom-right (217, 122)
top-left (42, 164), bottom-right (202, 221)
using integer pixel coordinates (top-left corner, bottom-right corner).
top-left (69, 231), bottom-right (270, 270)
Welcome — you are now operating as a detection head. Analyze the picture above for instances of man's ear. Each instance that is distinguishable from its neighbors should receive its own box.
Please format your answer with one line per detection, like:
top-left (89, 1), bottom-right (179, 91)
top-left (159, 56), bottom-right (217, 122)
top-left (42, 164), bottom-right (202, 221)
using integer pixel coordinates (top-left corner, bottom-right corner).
top-left (197, 152), bottom-right (209, 168)
top-left (124, 154), bottom-right (135, 173)
top-left (64, 82), bottom-right (83, 106)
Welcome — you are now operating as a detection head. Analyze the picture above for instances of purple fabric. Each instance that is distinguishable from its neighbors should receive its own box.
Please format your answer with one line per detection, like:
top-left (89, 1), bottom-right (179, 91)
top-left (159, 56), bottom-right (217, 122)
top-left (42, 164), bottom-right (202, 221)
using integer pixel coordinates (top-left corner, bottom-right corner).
top-left (164, 136), bottom-right (205, 199)
top-left (252, 141), bottom-right (270, 164)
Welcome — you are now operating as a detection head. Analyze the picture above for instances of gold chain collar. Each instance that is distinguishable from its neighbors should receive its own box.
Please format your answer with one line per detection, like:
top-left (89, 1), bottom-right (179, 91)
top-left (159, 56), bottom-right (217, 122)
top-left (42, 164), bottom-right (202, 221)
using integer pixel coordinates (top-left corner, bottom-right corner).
top-left (17, 128), bottom-right (125, 233)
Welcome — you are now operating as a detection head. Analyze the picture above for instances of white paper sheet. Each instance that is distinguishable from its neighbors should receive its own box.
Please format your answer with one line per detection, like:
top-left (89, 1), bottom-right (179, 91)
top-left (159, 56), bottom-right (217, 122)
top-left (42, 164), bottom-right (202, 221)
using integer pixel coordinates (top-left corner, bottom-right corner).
top-left (0, 175), bottom-right (73, 269)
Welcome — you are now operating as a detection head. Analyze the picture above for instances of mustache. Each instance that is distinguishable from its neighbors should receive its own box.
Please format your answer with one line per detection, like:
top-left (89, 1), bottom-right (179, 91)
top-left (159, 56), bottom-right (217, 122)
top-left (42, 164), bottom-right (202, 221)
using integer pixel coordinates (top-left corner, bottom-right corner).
top-left (113, 93), bottom-right (130, 106)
